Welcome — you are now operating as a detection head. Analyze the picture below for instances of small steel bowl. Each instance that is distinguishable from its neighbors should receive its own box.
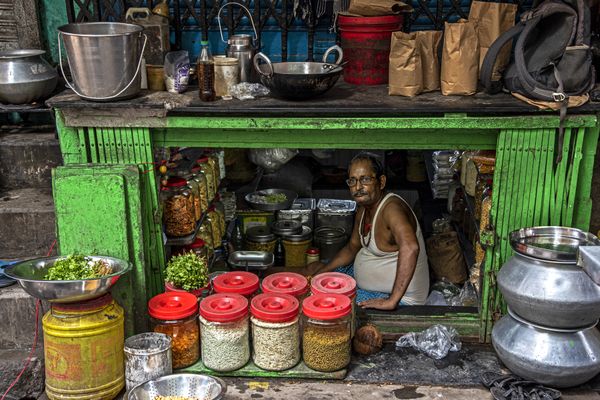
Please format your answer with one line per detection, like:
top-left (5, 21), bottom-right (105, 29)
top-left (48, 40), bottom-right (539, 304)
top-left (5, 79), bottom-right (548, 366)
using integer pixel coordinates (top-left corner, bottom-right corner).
top-left (245, 188), bottom-right (297, 211)
top-left (3, 255), bottom-right (132, 303)
top-left (128, 373), bottom-right (226, 400)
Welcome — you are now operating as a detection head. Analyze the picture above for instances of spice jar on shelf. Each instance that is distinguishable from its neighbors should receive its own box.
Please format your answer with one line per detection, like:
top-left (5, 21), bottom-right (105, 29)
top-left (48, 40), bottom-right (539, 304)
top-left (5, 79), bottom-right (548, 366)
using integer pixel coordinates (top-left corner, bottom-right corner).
top-left (160, 177), bottom-right (196, 237)
top-left (207, 205), bottom-right (222, 248)
top-left (148, 292), bottom-right (200, 369)
top-left (282, 226), bottom-right (312, 268)
top-left (212, 271), bottom-right (259, 299)
top-left (250, 293), bottom-right (300, 371)
top-left (306, 248), bottom-right (320, 265)
top-left (182, 172), bottom-right (201, 221)
top-left (302, 293), bottom-right (352, 372)
top-left (199, 293), bottom-right (250, 372)
top-left (311, 272), bottom-right (357, 336)
top-left (197, 220), bottom-right (214, 256)
top-left (191, 166), bottom-right (209, 214)
top-left (197, 157), bottom-right (215, 201)
top-left (261, 272), bottom-right (309, 303)
top-left (207, 153), bottom-right (221, 188)
top-left (245, 226), bottom-right (277, 253)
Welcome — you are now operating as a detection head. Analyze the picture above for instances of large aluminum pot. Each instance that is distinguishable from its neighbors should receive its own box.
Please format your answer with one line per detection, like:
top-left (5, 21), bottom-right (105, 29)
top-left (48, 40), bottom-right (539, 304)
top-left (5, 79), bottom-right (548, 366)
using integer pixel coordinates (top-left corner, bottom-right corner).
top-left (492, 309), bottom-right (600, 388)
top-left (253, 45), bottom-right (343, 100)
top-left (497, 226), bottom-right (600, 328)
top-left (0, 50), bottom-right (57, 104)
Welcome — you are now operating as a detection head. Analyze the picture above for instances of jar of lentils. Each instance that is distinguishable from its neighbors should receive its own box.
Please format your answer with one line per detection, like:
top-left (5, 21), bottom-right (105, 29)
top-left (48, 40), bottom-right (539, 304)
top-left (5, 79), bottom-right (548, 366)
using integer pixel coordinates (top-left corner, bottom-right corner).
top-left (191, 165), bottom-right (209, 214)
top-left (250, 293), bottom-right (300, 371)
top-left (212, 271), bottom-right (259, 300)
top-left (207, 205), bottom-right (222, 247)
top-left (302, 293), bottom-right (352, 372)
top-left (148, 292), bottom-right (200, 369)
top-left (261, 272), bottom-right (309, 304)
top-left (183, 172), bottom-right (202, 221)
top-left (207, 153), bottom-right (221, 188)
top-left (199, 293), bottom-right (250, 372)
top-left (197, 157), bottom-right (215, 201)
top-left (311, 272), bottom-right (357, 337)
top-left (282, 226), bottom-right (312, 268)
top-left (245, 226), bottom-right (276, 253)
top-left (160, 177), bottom-right (196, 237)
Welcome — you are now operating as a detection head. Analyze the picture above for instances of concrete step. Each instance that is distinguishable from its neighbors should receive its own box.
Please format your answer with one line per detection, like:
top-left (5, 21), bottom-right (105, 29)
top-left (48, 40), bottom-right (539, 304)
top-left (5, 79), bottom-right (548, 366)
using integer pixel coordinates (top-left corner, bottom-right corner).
top-left (0, 285), bottom-right (47, 350)
top-left (0, 348), bottom-right (45, 400)
top-left (0, 188), bottom-right (55, 259)
top-left (0, 130), bottom-right (61, 190)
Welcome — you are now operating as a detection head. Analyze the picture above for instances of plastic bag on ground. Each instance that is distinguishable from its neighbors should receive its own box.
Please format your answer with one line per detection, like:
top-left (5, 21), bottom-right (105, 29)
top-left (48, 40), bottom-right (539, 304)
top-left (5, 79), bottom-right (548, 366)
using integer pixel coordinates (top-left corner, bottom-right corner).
top-left (395, 324), bottom-right (462, 359)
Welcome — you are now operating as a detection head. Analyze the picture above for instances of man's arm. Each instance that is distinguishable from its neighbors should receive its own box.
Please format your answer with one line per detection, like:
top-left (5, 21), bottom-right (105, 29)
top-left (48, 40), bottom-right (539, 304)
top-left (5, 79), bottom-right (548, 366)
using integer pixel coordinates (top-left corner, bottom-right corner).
top-left (359, 203), bottom-right (419, 310)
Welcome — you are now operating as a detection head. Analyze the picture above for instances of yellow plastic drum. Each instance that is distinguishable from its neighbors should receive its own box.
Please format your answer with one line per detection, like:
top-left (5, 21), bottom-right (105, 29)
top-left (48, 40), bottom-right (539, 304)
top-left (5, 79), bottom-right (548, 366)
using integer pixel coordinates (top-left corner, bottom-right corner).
top-left (42, 294), bottom-right (125, 400)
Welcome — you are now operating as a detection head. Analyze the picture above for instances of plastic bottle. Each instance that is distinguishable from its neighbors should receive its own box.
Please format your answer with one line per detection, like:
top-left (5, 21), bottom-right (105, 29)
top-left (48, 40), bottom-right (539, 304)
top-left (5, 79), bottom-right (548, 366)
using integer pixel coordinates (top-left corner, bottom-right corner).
top-left (198, 40), bottom-right (216, 102)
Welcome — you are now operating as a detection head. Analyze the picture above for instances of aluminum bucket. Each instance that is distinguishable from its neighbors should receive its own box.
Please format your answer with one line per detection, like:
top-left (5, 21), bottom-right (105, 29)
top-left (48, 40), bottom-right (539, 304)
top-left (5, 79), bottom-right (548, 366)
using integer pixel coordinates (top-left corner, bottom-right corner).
top-left (124, 333), bottom-right (172, 396)
top-left (58, 22), bottom-right (146, 101)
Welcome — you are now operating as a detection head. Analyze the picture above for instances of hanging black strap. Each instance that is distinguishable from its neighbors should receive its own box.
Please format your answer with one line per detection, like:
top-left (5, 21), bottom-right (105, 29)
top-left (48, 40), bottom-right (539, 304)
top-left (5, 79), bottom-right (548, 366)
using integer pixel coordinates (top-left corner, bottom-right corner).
top-left (480, 23), bottom-right (525, 94)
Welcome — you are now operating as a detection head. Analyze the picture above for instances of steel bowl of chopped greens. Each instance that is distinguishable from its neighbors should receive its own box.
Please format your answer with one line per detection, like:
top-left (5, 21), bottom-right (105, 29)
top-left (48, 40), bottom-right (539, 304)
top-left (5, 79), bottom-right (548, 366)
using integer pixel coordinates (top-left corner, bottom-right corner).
top-left (245, 188), bottom-right (297, 211)
top-left (3, 254), bottom-right (132, 303)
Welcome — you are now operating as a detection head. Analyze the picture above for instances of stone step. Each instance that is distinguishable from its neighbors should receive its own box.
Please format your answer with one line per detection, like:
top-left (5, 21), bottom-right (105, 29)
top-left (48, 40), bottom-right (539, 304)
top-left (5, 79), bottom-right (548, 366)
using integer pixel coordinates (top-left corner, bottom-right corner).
top-left (0, 285), bottom-right (47, 350)
top-left (0, 188), bottom-right (56, 259)
top-left (0, 130), bottom-right (61, 190)
top-left (0, 348), bottom-right (45, 400)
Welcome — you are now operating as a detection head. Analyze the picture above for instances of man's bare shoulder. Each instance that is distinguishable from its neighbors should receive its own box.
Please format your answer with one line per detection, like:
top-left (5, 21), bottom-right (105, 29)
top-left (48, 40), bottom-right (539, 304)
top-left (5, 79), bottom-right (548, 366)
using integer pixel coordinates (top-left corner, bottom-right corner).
top-left (382, 196), bottom-right (416, 229)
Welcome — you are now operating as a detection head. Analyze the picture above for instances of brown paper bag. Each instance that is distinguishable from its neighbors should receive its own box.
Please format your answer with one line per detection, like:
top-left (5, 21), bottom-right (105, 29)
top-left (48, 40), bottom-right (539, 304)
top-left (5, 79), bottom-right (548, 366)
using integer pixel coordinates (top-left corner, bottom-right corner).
top-left (426, 231), bottom-right (468, 284)
top-left (469, 1), bottom-right (517, 81)
top-left (389, 32), bottom-right (422, 97)
top-left (441, 19), bottom-right (479, 96)
top-left (415, 30), bottom-right (443, 92)
top-left (348, 0), bottom-right (412, 16)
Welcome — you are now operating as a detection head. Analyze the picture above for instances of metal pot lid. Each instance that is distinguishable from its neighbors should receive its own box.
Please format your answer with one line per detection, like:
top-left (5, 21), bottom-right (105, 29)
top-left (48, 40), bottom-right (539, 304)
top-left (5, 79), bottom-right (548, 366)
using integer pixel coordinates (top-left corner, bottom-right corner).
top-left (507, 307), bottom-right (598, 333)
top-left (245, 226), bottom-right (275, 243)
top-left (315, 226), bottom-right (346, 239)
top-left (317, 199), bottom-right (357, 214)
top-left (510, 226), bottom-right (600, 264)
top-left (282, 225), bottom-right (312, 242)
top-left (272, 220), bottom-right (302, 236)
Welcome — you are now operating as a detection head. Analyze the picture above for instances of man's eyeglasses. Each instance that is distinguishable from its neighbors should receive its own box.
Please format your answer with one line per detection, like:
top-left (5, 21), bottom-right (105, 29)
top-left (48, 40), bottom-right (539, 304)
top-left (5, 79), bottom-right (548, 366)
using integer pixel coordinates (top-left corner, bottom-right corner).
top-left (346, 176), bottom-right (377, 187)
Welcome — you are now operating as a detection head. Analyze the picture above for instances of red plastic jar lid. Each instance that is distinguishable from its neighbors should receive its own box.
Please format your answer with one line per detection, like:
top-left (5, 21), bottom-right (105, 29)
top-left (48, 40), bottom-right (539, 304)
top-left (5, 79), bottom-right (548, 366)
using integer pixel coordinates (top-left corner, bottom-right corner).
top-left (251, 293), bottom-right (299, 323)
top-left (185, 238), bottom-right (205, 250)
top-left (212, 271), bottom-right (260, 296)
top-left (311, 272), bottom-right (357, 297)
top-left (148, 292), bottom-right (198, 321)
top-left (306, 248), bottom-right (320, 255)
top-left (200, 293), bottom-right (248, 322)
top-left (261, 272), bottom-right (308, 297)
top-left (165, 177), bottom-right (187, 187)
top-left (197, 156), bottom-right (209, 164)
top-left (302, 293), bottom-right (351, 320)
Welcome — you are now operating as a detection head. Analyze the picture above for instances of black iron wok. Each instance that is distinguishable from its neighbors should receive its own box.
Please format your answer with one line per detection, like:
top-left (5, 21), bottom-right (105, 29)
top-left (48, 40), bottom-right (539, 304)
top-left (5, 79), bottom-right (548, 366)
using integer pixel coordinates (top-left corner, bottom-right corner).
top-left (253, 45), bottom-right (343, 100)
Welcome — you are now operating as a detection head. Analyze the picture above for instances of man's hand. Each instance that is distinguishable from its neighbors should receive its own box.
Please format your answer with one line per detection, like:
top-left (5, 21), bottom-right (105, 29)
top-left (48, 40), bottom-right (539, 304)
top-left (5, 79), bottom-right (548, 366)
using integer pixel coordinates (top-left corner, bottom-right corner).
top-left (358, 297), bottom-right (399, 311)
top-left (302, 261), bottom-right (326, 277)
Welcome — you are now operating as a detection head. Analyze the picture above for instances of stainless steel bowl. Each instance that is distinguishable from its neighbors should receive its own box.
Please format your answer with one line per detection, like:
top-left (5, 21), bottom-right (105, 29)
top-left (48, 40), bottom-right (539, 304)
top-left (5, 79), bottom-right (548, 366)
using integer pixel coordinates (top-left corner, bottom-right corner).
top-left (245, 188), bottom-right (297, 211)
top-left (128, 373), bottom-right (226, 400)
top-left (3, 255), bottom-right (132, 303)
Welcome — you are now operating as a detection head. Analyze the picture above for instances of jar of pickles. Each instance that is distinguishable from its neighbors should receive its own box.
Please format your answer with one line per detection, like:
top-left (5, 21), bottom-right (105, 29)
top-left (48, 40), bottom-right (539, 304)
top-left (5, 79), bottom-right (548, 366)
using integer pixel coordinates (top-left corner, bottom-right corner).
top-left (311, 272), bottom-right (357, 337)
top-left (207, 153), bottom-right (220, 188)
top-left (282, 226), bottom-right (312, 268)
top-left (207, 206), bottom-right (222, 248)
top-left (191, 166), bottom-right (209, 214)
top-left (302, 294), bottom-right (352, 372)
top-left (197, 220), bottom-right (214, 255)
top-left (212, 271), bottom-right (259, 299)
top-left (182, 173), bottom-right (201, 221)
top-left (197, 157), bottom-right (215, 201)
top-left (160, 177), bottom-right (196, 237)
top-left (261, 272), bottom-right (309, 303)
top-left (148, 292), bottom-right (200, 369)
top-left (245, 226), bottom-right (276, 253)
top-left (250, 293), bottom-right (300, 371)
top-left (199, 293), bottom-right (250, 372)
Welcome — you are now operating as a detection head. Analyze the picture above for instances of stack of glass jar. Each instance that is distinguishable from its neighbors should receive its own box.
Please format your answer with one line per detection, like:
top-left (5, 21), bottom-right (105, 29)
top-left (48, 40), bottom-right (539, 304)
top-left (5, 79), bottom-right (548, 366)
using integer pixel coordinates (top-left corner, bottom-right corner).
top-left (160, 177), bottom-right (195, 237)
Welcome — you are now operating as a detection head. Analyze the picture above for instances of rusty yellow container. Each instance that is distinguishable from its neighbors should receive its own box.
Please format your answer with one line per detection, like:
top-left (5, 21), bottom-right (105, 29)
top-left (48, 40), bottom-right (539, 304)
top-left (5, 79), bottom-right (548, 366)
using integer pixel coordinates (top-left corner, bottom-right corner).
top-left (42, 294), bottom-right (125, 400)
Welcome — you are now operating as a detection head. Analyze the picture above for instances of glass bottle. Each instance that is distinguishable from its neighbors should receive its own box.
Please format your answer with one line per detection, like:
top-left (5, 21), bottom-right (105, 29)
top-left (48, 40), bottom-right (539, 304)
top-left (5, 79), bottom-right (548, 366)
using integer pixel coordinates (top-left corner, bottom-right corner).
top-left (198, 40), bottom-right (216, 102)
top-left (274, 238), bottom-right (285, 267)
top-left (232, 220), bottom-right (244, 251)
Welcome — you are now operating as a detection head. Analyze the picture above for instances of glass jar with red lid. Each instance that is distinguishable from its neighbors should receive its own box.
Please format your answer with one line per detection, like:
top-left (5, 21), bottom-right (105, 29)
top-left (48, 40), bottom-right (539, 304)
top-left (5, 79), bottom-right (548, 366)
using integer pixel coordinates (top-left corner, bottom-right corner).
top-left (160, 177), bottom-right (196, 237)
top-left (261, 272), bottom-right (309, 303)
top-left (148, 292), bottom-right (199, 369)
top-left (311, 272), bottom-right (357, 336)
top-left (212, 271), bottom-right (259, 299)
top-left (183, 238), bottom-right (209, 263)
top-left (250, 293), bottom-right (300, 371)
top-left (199, 293), bottom-right (250, 371)
top-left (302, 293), bottom-right (352, 372)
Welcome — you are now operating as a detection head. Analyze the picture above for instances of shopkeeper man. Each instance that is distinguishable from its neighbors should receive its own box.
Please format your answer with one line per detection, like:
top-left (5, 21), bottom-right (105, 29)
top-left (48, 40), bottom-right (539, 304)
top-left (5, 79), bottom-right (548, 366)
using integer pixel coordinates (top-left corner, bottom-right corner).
top-left (307, 152), bottom-right (429, 310)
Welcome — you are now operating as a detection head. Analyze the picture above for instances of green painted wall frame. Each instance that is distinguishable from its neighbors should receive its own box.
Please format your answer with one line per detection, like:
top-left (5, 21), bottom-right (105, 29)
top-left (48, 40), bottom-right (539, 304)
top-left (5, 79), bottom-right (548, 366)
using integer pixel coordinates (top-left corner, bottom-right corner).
top-left (54, 109), bottom-right (599, 342)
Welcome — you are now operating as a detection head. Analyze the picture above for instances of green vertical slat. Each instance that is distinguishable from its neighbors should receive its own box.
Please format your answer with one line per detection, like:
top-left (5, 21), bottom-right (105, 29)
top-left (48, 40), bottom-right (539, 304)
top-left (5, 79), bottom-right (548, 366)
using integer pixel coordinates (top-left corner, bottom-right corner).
top-left (541, 129), bottom-right (556, 225)
top-left (88, 127), bottom-right (98, 163)
top-left (524, 129), bottom-right (542, 228)
top-left (551, 128), bottom-right (572, 225)
top-left (103, 128), bottom-right (115, 163)
top-left (96, 128), bottom-right (107, 163)
top-left (533, 130), bottom-right (550, 226)
top-left (77, 128), bottom-right (88, 162)
top-left (115, 128), bottom-right (123, 164)
top-left (573, 126), bottom-right (600, 230)
top-left (563, 129), bottom-right (585, 227)
top-left (511, 130), bottom-right (527, 232)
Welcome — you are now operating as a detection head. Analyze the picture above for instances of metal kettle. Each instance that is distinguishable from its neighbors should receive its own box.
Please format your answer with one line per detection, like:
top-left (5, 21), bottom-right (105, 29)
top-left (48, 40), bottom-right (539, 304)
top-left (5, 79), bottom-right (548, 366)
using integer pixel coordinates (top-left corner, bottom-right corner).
top-left (217, 2), bottom-right (258, 83)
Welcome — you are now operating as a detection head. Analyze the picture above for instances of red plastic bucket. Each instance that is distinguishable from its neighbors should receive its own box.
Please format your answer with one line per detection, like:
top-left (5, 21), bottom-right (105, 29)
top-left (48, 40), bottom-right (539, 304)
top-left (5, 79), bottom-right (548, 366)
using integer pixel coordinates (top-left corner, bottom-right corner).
top-left (338, 14), bottom-right (404, 85)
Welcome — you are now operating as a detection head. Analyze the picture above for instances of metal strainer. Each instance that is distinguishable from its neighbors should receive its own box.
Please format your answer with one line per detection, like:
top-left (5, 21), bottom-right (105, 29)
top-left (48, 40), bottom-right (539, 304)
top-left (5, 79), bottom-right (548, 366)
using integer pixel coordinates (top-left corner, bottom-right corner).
top-left (128, 374), bottom-right (226, 400)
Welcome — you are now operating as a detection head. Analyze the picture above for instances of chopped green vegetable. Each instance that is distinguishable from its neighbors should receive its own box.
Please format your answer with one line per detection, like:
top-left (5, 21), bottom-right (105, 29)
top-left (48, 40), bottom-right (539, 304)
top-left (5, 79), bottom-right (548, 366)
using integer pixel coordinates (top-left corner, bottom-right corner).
top-left (165, 251), bottom-right (209, 291)
top-left (265, 193), bottom-right (287, 203)
top-left (44, 254), bottom-right (112, 280)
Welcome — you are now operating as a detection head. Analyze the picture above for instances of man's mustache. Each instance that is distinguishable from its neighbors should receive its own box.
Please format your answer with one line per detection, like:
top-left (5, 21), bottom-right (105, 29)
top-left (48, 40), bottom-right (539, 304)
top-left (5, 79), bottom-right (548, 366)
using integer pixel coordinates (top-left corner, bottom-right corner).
top-left (353, 191), bottom-right (368, 197)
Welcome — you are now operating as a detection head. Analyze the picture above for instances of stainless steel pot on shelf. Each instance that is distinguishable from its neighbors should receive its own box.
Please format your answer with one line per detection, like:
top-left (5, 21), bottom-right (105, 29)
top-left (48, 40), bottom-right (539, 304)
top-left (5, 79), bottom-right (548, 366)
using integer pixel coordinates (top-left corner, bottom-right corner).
top-left (492, 308), bottom-right (600, 388)
top-left (497, 226), bottom-right (600, 328)
top-left (0, 50), bottom-right (57, 104)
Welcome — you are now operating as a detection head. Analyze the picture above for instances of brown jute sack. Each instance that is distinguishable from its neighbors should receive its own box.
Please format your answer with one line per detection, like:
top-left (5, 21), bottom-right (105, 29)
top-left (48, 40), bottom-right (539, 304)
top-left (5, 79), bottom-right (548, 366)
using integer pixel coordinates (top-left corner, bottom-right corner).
top-left (426, 231), bottom-right (468, 284)
top-left (415, 30), bottom-right (443, 92)
top-left (348, 0), bottom-right (412, 16)
top-left (469, 1), bottom-right (517, 81)
top-left (389, 32), bottom-right (422, 97)
top-left (441, 19), bottom-right (479, 96)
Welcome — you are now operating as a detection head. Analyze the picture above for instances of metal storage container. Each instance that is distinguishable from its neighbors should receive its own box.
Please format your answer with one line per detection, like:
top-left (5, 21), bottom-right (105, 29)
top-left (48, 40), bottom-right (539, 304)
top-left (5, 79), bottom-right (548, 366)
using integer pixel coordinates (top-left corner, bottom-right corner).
top-left (316, 199), bottom-right (356, 239)
top-left (277, 198), bottom-right (316, 230)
